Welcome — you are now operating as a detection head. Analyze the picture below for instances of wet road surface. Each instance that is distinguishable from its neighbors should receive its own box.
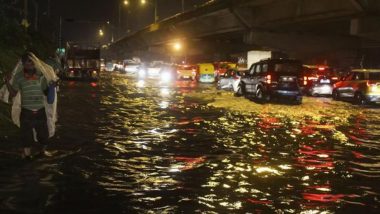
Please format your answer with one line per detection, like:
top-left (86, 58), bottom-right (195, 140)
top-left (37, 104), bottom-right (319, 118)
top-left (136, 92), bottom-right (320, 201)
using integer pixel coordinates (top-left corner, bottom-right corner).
top-left (0, 72), bottom-right (380, 213)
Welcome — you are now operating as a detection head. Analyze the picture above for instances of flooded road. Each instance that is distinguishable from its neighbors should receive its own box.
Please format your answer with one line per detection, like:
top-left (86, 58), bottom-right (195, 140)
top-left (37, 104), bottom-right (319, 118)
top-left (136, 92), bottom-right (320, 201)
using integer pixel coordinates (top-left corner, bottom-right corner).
top-left (1, 72), bottom-right (380, 213)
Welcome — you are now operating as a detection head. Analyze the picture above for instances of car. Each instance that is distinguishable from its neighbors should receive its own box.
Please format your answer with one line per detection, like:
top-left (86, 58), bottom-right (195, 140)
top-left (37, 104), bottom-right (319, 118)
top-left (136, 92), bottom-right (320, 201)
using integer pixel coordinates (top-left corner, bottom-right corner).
top-left (308, 75), bottom-right (334, 96)
top-left (301, 65), bottom-right (339, 96)
top-left (114, 63), bottom-right (124, 72)
top-left (333, 69), bottom-right (380, 105)
top-left (105, 62), bottom-right (116, 72)
top-left (232, 70), bottom-right (248, 94)
top-left (198, 63), bottom-right (215, 83)
top-left (123, 59), bottom-right (141, 74)
top-left (176, 64), bottom-right (197, 81)
top-left (217, 69), bottom-right (240, 90)
top-left (159, 65), bottom-right (177, 85)
top-left (147, 61), bottom-right (164, 77)
top-left (214, 62), bottom-right (237, 79)
top-left (235, 58), bottom-right (303, 104)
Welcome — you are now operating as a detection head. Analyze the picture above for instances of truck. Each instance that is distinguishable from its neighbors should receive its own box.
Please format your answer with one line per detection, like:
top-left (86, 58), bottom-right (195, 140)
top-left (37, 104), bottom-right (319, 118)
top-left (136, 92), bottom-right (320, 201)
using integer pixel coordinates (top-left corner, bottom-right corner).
top-left (62, 45), bottom-right (100, 81)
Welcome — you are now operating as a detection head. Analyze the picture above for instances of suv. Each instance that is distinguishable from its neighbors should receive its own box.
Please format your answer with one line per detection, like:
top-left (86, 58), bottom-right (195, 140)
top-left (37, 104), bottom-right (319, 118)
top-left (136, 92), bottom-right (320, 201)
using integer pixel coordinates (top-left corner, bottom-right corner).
top-left (333, 69), bottom-right (380, 104)
top-left (235, 58), bottom-right (303, 104)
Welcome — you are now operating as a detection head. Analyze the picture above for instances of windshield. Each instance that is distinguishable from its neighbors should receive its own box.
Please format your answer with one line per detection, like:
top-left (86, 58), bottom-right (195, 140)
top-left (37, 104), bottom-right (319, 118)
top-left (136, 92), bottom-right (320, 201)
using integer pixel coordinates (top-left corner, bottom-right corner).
top-left (87, 60), bottom-right (99, 68)
top-left (274, 62), bottom-right (301, 73)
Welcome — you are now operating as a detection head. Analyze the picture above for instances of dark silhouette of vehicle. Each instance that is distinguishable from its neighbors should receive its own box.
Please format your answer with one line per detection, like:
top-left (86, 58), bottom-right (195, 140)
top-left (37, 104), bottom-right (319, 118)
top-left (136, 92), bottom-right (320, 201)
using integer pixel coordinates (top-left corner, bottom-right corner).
top-left (62, 46), bottom-right (100, 81)
top-left (235, 58), bottom-right (303, 104)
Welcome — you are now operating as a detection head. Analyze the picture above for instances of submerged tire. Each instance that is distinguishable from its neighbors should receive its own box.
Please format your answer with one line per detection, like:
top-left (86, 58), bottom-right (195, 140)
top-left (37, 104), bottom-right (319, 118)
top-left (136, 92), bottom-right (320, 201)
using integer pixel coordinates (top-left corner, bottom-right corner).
top-left (256, 87), bottom-right (270, 103)
top-left (354, 92), bottom-right (367, 105)
top-left (332, 90), bottom-right (340, 101)
top-left (234, 84), bottom-right (244, 97)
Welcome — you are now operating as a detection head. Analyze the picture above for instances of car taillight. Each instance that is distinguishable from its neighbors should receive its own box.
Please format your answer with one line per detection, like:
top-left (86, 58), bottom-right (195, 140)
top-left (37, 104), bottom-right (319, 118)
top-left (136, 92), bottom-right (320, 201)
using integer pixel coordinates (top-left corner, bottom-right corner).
top-left (70, 70), bottom-right (74, 73)
top-left (303, 76), bottom-right (308, 85)
top-left (332, 77), bottom-right (338, 81)
top-left (234, 75), bottom-right (240, 80)
top-left (266, 74), bottom-right (272, 84)
top-left (308, 76), bottom-right (318, 81)
top-left (367, 81), bottom-right (376, 87)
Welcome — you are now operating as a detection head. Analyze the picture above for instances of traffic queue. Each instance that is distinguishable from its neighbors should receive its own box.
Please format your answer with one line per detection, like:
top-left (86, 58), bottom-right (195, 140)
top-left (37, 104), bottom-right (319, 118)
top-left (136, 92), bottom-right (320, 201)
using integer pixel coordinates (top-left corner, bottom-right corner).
top-left (105, 58), bottom-right (380, 106)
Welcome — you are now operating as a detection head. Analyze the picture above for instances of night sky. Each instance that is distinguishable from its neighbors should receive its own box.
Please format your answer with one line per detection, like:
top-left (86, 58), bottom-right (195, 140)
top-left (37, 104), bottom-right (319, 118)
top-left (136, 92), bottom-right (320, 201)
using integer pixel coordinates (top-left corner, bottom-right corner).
top-left (51, 0), bottom-right (210, 44)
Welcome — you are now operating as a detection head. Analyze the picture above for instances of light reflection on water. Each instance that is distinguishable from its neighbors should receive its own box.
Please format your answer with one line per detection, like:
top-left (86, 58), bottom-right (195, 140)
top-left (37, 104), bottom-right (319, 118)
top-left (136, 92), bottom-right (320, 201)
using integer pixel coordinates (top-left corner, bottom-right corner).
top-left (0, 74), bottom-right (379, 213)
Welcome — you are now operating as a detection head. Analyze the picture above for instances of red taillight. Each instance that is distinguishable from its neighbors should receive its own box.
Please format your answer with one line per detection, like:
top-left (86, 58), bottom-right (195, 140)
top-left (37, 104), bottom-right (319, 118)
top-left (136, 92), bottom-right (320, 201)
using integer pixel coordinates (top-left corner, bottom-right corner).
top-left (367, 81), bottom-right (376, 87)
top-left (70, 70), bottom-right (74, 73)
top-left (266, 74), bottom-right (272, 84)
top-left (303, 76), bottom-right (308, 85)
top-left (332, 77), bottom-right (338, 80)
top-left (308, 76), bottom-right (318, 81)
top-left (318, 67), bottom-right (326, 71)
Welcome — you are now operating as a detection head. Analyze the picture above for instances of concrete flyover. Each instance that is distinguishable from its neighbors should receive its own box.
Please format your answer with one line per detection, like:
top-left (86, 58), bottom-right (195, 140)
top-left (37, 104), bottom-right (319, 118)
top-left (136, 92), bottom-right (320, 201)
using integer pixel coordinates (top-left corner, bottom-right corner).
top-left (107, 0), bottom-right (380, 64)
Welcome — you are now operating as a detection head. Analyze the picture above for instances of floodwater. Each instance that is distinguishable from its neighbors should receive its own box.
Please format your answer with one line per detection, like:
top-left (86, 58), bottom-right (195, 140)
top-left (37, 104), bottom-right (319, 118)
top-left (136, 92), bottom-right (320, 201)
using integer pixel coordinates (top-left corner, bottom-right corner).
top-left (0, 72), bottom-right (379, 213)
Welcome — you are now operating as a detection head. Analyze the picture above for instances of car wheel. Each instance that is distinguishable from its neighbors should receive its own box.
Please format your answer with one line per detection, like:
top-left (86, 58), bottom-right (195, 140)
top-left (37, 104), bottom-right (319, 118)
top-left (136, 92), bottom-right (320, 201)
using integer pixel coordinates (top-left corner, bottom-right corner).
top-left (294, 96), bottom-right (303, 105)
top-left (332, 90), bottom-right (341, 101)
top-left (256, 87), bottom-right (270, 103)
top-left (354, 92), bottom-right (367, 105)
top-left (311, 91), bottom-right (318, 97)
top-left (234, 84), bottom-right (244, 97)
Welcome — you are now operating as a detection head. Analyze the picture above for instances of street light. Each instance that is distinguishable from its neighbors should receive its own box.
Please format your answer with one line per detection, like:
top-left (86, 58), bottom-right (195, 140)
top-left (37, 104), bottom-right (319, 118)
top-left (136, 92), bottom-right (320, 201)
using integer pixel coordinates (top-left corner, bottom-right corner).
top-left (139, 0), bottom-right (158, 23)
top-left (173, 42), bottom-right (182, 51)
top-left (118, 0), bottom-right (130, 39)
top-left (99, 29), bottom-right (104, 37)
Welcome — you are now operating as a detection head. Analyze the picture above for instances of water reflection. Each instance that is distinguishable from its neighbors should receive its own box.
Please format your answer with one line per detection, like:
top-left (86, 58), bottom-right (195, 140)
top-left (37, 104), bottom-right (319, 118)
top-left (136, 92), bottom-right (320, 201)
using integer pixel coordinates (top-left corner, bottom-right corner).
top-left (0, 73), bottom-right (379, 213)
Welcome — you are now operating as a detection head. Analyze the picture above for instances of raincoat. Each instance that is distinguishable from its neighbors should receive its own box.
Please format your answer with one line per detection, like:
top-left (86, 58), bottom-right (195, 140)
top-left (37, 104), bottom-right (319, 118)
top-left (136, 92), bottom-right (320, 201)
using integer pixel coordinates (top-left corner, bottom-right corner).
top-left (0, 53), bottom-right (59, 138)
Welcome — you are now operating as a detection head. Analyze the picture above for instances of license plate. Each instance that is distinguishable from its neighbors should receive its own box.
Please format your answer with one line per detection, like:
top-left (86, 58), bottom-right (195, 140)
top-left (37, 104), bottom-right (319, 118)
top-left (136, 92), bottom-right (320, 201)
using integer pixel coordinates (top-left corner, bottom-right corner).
top-left (320, 79), bottom-right (330, 83)
top-left (183, 76), bottom-right (189, 78)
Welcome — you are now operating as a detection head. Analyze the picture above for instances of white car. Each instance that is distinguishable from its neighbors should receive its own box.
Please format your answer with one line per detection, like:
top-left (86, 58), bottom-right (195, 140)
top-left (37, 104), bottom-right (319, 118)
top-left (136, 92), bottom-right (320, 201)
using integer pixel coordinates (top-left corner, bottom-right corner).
top-left (124, 63), bottom-right (141, 74)
top-left (232, 70), bottom-right (247, 94)
top-left (147, 66), bottom-right (162, 77)
top-left (105, 62), bottom-right (116, 72)
top-left (147, 61), bottom-right (165, 77)
top-left (217, 69), bottom-right (240, 90)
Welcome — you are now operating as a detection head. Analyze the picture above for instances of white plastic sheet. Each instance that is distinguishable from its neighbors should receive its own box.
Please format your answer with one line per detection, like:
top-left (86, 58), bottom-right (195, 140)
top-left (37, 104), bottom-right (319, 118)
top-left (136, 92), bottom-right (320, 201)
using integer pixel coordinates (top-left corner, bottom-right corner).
top-left (0, 53), bottom-right (59, 138)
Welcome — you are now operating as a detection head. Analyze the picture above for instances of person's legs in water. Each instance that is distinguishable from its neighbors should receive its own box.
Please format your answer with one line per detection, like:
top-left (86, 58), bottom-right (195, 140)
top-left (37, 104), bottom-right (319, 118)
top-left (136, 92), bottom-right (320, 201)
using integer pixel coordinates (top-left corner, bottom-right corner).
top-left (20, 109), bottom-right (36, 158)
top-left (34, 108), bottom-right (49, 156)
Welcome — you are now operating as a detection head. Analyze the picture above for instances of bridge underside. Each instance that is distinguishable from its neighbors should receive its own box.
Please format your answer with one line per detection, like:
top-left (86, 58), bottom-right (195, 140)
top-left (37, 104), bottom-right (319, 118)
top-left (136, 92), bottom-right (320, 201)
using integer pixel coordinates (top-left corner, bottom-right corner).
top-left (106, 0), bottom-right (380, 66)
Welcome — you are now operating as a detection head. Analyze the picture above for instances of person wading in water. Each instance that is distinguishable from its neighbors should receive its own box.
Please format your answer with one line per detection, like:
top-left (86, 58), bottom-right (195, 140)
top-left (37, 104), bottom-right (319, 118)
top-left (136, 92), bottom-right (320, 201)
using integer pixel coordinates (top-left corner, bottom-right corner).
top-left (4, 52), bottom-right (53, 159)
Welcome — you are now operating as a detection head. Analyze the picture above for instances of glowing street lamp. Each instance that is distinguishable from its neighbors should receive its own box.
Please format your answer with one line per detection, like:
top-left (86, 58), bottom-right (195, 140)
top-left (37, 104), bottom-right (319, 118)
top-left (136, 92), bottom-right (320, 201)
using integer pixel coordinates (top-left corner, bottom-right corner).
top-left (141, 0), bottom-right (147, 5)
top-left (173, 42), bottom-right (182, 51)
top-left (99, 29), bottom-right (104, 37)
top-left (124, 0), bottom-right (129, 5)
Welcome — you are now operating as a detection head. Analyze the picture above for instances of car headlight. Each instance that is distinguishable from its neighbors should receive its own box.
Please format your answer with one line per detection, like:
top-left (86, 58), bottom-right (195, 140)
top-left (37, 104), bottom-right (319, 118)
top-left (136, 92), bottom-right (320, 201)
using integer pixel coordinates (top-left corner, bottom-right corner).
top-left (138, 69), bottom-right (146, 77)
top-left (161, 72), bottom-right (172, 82)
